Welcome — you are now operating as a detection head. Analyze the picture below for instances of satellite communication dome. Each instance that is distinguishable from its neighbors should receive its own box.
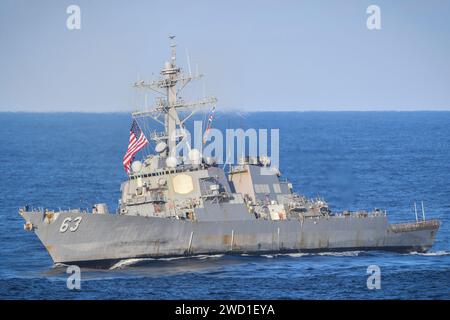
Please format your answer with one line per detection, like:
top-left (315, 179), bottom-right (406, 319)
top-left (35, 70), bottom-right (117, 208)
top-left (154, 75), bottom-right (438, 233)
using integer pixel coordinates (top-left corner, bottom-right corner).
top-left (155, 142), bottom-right (167, 153)
top-left (131, 160), bottom-right (142, 172)
top-left (166, 156), bottom-right (177, 168)
top-left (188, 149), bottom-right (201, 164)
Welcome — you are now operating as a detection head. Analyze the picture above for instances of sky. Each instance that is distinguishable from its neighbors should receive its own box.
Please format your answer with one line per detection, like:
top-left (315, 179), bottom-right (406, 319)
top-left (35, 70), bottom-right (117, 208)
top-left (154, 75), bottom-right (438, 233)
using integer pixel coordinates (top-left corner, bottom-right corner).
top-left (0, 0), bottom-right (449, 112)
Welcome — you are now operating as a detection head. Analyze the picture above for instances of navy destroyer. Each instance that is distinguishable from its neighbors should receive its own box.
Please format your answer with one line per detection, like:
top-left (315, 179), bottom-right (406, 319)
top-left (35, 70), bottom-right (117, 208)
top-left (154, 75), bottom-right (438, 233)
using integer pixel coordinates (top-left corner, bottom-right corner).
top-left (20, 37), bottom-right (440, 267)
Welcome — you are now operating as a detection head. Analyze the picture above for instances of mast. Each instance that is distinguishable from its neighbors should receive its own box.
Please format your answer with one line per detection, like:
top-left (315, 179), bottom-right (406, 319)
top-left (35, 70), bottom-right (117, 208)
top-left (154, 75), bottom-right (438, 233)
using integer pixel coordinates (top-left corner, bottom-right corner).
top-left (162, 35), bottom-right (180, 157)
top-left (132, 36), bottom-right (217, 167)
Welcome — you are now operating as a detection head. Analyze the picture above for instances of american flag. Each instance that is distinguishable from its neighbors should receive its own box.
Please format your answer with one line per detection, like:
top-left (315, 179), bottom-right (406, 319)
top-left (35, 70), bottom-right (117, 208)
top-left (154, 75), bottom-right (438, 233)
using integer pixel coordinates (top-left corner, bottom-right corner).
top-left (122, 119), bottom-right (149, 173)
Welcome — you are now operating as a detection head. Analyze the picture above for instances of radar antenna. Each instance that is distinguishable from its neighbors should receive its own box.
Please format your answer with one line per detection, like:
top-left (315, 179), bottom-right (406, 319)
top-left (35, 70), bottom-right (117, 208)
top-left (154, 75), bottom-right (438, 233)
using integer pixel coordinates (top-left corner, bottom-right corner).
top-left (132, 36), bottom-right (217, 165)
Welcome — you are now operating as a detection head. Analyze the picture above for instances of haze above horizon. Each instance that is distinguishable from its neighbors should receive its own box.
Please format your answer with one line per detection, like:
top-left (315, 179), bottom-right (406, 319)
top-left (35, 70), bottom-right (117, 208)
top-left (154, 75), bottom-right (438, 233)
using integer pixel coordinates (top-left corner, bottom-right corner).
top-left (1, 0), bottom-right (449, 112)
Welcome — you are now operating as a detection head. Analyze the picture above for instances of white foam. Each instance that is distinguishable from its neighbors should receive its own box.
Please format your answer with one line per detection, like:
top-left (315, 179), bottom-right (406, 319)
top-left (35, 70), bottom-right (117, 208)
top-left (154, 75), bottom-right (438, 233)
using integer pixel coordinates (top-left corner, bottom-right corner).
top-left (196, 254), bottom-right (224, 260)
top-left (109, 258), bottom-right (152, 270)
top-left (245, 252), bottom-right (353, 258)
top-left (317, 251), bottom-right (362, 257)
top-left (109, 254), bottom-right (227, 269)
top-left (281, 253), bottom-right (310, 258)
top-left (155, 256), bottom-right (188, 261)
top-left (157, 254), bottom-right (223, 261)
top-left (409, 250), bottom-right (450, 256)
top-left (52, 262), bottom-right (69, 268)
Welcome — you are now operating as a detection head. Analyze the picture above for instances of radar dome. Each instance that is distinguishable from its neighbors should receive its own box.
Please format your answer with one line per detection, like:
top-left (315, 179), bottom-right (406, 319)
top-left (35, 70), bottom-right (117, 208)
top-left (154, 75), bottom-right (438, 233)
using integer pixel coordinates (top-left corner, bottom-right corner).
top-left (166, 156), bottom-right (177, 168)
top-left (131, 161), bottom-right (142, 172)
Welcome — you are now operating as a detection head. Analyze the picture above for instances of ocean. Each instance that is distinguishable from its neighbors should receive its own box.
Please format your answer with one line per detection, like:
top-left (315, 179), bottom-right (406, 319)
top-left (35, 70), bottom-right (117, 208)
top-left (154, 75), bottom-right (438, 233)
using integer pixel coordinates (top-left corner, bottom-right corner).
top-left (0, 111), bottom-right (449, 299)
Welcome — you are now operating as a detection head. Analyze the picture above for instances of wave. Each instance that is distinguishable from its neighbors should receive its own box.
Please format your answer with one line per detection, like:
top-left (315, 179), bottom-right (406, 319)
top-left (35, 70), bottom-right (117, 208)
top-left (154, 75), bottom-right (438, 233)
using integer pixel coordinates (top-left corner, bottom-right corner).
top-left (196, 254), bottom-right (224, 260)
top-left (241, 253), bottom-right (308, 258)
top-left (243, 251), bottom-right (362, 259)
top-left (109, 254), bottom-right (226, 269)
top-left (109, 258), bottom-right (152, 270)
top-left (155, 254), bottom-right (224, 261)
top-left (52, 263), bottom-right (69, 268)
top-left (277, 253), bottom-right (310, 258)
top-left (317, 251), bottom-right (362, 257)
top-left (409, 250), bottom-right (450, 256)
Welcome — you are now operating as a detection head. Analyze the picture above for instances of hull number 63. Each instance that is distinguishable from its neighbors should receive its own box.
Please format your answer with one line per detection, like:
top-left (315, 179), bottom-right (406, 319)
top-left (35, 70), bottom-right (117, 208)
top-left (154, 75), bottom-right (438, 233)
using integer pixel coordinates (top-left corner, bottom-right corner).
top-left (59, 217), bottom-right (82, 233)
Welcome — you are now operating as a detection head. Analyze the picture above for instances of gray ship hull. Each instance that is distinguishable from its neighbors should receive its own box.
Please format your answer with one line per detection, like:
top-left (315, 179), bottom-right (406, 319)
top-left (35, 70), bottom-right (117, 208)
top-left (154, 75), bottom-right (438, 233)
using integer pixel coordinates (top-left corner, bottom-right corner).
top-left (20, 210), bottom-right (440, 267)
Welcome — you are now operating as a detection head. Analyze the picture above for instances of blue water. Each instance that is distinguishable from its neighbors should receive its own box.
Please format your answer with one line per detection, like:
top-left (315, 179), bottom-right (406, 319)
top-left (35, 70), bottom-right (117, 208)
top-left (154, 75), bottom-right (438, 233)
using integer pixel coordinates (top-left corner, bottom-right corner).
top-left (0, 112), bottom-right (449, 299)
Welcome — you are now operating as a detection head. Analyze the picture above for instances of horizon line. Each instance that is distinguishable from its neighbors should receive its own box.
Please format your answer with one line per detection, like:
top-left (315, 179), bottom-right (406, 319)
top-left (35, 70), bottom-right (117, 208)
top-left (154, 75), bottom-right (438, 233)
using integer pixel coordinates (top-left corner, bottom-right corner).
top-left (2, 109), bottom-right (450, 114)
